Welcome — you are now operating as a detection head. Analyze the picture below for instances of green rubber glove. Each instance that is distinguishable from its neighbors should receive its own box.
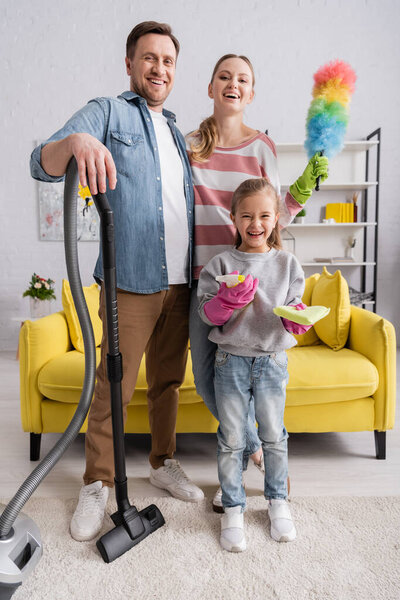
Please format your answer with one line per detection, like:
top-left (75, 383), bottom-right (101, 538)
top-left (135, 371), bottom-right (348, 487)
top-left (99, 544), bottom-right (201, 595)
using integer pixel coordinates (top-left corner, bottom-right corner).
top-left (289, 153), bottom-right (329, 204)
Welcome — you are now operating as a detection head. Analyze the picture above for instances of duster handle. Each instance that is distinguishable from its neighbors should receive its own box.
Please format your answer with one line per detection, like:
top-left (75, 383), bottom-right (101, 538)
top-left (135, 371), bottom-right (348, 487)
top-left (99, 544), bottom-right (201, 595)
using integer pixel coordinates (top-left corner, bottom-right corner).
top-left (315, 150), bottom-right (324, 191)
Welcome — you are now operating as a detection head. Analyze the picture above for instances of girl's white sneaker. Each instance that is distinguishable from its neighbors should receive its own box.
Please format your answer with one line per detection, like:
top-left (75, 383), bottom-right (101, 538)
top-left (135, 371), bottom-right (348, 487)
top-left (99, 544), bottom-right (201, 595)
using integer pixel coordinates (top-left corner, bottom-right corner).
top-left (268, 499), bottom-right (296, 542)
top-left (220, 506), bottom-right (246, 552)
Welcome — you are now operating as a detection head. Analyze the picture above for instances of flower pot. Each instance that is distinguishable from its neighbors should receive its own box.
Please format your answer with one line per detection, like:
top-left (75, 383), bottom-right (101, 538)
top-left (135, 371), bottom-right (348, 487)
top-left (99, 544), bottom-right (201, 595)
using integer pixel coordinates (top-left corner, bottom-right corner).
top-left (295, 216), bottom-right (305, 224)
top-left (29, 297), bottom-right (52, 319)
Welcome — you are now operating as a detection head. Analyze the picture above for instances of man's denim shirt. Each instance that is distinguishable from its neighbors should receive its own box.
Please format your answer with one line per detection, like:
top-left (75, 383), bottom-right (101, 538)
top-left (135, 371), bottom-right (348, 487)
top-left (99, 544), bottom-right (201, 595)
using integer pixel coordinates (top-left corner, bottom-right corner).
top-left (30, 91), bottom-right (194, 293)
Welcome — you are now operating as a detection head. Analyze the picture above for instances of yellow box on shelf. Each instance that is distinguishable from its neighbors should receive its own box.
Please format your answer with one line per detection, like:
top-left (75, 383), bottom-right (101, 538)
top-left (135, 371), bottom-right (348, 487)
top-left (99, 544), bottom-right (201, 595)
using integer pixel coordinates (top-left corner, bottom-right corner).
top-left (325, 202), bottom-right (354, 223)
top-left (343, 202), bottom-right (354, 223)
top-left (325, 203), bottom-right (342, 222)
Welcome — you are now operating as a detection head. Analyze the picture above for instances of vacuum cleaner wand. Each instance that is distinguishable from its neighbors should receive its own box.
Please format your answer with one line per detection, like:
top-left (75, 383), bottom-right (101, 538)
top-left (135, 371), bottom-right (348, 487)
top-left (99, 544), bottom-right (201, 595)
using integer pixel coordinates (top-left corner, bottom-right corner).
top-left (91, 190), bottom-right (165, 564)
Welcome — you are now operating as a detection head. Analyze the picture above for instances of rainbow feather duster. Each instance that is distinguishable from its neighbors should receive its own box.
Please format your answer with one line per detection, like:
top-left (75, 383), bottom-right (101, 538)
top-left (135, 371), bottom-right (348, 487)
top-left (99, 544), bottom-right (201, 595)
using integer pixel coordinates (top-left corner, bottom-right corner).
top-left (305, 59), bottom-right (356, 160)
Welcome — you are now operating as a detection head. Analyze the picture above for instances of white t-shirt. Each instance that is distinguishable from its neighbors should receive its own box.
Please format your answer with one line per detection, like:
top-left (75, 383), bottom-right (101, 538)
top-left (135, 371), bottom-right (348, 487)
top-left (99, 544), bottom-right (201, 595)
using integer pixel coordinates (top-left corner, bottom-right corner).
top-left (150, 110), bottom-right (189, 284)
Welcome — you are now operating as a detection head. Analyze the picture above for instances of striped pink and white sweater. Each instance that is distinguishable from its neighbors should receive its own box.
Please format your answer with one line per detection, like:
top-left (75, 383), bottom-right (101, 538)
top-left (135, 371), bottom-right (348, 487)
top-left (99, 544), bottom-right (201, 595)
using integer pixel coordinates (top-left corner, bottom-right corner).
top-left (187, 132), bottom-right (303, 279)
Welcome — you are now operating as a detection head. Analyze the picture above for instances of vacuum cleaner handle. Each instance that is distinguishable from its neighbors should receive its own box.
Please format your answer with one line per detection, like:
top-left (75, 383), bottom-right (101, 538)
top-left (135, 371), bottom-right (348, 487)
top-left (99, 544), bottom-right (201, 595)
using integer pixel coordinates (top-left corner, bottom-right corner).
top-left (90, 192), bottom-right (120, 359)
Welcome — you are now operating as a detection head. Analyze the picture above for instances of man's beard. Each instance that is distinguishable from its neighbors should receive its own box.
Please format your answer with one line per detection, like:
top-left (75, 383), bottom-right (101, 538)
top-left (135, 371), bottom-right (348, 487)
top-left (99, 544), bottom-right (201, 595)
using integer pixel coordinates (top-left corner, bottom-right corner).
top-left (130, 76), bottom-right (167, 107)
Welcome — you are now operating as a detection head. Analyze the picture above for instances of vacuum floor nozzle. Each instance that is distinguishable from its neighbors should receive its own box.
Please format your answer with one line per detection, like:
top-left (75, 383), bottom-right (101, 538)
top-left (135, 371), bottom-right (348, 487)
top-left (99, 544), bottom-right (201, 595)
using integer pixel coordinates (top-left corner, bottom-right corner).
top-left (96, 503), bottom-right (165, 563)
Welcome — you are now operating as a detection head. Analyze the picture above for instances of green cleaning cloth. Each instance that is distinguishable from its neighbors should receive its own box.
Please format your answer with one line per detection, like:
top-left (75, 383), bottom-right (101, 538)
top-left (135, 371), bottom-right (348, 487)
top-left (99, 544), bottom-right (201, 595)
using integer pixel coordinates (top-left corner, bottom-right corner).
top-left (273, 305), bottom-right (330, 325)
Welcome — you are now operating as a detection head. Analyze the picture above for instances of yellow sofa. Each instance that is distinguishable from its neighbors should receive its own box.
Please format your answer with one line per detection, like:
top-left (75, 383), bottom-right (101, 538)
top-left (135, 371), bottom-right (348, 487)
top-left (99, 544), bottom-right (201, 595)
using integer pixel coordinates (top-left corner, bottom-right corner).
top-left (19, 270), bottom-right (396, 461)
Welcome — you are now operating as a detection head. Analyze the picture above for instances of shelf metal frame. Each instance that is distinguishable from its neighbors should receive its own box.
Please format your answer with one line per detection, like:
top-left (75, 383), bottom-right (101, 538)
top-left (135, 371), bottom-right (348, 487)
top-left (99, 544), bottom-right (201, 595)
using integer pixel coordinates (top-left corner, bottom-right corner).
top-left (362, 129), bottom-right (380, 312)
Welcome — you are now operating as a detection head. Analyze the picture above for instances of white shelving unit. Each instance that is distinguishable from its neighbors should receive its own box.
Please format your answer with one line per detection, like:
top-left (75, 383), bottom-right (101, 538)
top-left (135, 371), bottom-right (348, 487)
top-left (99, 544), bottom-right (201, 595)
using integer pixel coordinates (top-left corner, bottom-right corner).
top-left (282, 182), bottom-right (377, 191)
top-left (301, 262), bottom-right (375, 267)
top-left (276, 131), bottom-right (381, 309)
top-left (287, 222), bottom-right (377, 228)
top-left (277, 141), bottom-right (379, 153)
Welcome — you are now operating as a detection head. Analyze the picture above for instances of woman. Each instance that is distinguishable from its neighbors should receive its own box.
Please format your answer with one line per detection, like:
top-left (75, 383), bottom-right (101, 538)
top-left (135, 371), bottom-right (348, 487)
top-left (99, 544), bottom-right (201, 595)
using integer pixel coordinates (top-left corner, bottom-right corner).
top-left (187, 54), bottom-right (328, 511)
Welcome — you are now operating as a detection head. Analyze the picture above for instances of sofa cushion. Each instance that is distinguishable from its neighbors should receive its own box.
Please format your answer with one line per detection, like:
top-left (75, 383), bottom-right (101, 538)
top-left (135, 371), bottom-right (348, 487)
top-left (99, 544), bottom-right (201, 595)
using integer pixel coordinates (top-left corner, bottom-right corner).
top-left (38, 348), bottom-right (199, 406)
top-left (286, 345), bottom-right (378, 406)
top-left (62, 280), bottom-right (103, 352)
top-left (38, 344), bottom-right (378, 411)
top-left (311, 268), bottom-right (351, 351)
top-left (38, 349), bottom-right (102, 403)
top-left (293, 273), bottom-right (321, 347)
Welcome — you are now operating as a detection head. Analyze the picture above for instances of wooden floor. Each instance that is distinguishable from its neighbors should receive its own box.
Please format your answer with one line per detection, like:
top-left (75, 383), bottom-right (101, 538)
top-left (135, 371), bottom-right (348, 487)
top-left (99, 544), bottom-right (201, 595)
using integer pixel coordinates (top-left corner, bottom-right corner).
top-left (0, 350), bottom-right (399, 501)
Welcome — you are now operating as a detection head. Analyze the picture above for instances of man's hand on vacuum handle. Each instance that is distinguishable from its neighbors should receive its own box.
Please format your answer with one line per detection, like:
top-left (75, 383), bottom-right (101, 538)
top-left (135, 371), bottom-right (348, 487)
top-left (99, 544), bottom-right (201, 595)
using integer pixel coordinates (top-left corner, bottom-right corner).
top-left (40, 133), bottom-right (117, 195)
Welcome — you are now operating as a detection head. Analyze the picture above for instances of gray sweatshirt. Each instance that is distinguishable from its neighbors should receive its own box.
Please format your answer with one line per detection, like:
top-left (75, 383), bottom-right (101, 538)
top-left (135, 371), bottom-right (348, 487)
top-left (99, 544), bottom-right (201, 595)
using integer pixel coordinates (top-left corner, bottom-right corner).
top-left (197, 247), bottom-right (305, 356)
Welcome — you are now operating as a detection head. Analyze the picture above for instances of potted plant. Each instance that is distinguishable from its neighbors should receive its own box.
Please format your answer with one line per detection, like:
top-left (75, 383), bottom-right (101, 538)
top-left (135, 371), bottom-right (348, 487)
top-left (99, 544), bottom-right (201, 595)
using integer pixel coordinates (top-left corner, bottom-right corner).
top-left (23, 273), bottom-right (56, 318)
top-left (295, 207), bottom-right (306, 224)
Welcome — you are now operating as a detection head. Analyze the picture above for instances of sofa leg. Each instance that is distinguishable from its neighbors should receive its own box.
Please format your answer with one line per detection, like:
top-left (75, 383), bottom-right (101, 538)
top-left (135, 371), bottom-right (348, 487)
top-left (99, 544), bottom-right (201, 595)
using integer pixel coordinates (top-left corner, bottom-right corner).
top-left (30, 433), bottom-right (42, 461)
top-left (374, 430), bottom-right (386, 460)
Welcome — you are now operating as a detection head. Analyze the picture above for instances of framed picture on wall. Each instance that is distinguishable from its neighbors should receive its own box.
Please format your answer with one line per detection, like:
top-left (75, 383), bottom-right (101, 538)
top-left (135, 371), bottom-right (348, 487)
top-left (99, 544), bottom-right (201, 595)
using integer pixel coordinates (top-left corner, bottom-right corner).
top-left (37, 179), bottom-right (100, 242)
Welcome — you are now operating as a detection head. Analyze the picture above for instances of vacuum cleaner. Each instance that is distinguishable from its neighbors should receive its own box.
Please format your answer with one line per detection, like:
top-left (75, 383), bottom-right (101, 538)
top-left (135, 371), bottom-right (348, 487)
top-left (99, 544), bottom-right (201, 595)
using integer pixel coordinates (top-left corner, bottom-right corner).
top-left (89, 166), bottom-right (165, 563)
top-left (0, 158), bottom-right (164, 598)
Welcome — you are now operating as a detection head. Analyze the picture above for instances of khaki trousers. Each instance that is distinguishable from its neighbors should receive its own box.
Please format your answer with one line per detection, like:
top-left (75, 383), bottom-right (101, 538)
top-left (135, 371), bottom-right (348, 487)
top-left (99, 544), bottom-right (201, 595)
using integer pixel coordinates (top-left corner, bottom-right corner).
top-left (84, 284), bottom-right (190, 487)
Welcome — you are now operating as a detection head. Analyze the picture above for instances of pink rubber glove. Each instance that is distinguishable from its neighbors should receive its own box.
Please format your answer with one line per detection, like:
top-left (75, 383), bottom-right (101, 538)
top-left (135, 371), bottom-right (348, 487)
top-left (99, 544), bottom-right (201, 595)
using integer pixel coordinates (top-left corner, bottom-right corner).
top-left (282, 303), bottom-right (313, 335)
top-left (204, 272), bottom-right (259, 326)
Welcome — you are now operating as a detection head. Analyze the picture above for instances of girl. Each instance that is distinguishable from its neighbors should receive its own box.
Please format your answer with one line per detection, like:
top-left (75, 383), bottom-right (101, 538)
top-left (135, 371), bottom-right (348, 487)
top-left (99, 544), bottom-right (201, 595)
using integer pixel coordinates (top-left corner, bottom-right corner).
top-left (187, 54), bottom-right (328, 511)
top-left (197, 178), bottom-right (309, 551)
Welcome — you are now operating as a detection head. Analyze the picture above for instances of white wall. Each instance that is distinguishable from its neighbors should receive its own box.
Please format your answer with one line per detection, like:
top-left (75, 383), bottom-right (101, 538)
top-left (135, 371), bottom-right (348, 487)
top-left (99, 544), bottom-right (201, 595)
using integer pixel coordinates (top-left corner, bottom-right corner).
top-left (1, 0), bottom-right (399, 349)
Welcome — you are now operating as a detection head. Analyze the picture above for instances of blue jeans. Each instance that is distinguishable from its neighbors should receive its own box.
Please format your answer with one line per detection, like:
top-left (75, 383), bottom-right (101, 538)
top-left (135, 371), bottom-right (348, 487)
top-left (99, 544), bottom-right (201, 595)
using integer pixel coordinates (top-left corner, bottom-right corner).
top-left (189, 284), bottom-right (260, 467)
top-left (214, 350), bottom-right (289, 510)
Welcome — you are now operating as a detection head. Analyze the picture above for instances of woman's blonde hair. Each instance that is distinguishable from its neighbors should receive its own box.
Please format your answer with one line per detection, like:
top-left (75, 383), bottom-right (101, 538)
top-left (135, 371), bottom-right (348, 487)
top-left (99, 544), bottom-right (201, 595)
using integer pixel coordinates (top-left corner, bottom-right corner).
top-left (190, 54), bottom-right (255, 163)
top-left (231, 178), bottom-right (282, 250)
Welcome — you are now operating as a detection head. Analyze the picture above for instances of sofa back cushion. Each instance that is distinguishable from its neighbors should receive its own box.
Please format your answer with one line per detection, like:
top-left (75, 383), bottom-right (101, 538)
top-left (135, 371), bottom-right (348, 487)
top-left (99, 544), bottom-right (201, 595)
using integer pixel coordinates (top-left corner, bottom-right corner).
top-left (293, 273), bottom-right (321, 347)
top-left (311, 267), bottom-right (351, 351)
top-left (62, 279), bottom-right (103, 352)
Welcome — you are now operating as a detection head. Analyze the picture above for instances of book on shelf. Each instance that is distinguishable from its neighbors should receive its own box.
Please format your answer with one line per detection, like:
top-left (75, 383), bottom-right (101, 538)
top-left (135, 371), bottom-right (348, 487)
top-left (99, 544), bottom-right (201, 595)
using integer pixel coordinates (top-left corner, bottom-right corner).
top-left (325, 202), bottom-right (354, 223)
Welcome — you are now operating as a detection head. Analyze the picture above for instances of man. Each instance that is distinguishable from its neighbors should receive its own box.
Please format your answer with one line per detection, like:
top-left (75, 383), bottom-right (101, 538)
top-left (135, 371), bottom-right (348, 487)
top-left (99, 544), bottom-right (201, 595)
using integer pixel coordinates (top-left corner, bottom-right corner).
top-left (30, 21), bottom-right (204, 542)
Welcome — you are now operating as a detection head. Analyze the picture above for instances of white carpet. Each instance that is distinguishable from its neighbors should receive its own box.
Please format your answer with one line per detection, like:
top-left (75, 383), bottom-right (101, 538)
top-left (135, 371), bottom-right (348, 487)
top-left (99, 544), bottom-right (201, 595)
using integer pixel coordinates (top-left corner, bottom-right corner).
top-left (3, 495), bottom-right (400, 600)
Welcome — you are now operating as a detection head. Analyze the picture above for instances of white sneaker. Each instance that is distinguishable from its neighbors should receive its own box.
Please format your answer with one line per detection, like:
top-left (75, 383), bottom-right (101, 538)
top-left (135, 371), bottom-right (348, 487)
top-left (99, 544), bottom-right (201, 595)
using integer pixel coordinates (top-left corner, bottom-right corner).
top-left (220, 506), bottom-right (246, 552)
top-left (70, 481), bottom-right (109, 541)
top-left (268, 499), bottom-right (296, 542)
top-left (212, 487), bottom-right (224, 513)
top-left (150, 459), bottom-right (204, 502)
top-left (213, 480), bottom-right (246, 513)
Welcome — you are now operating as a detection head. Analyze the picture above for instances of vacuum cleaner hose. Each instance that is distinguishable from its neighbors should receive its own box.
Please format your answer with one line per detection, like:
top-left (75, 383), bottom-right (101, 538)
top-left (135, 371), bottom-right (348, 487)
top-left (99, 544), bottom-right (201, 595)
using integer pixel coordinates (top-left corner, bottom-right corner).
top-left (0, 158), bottom-right (96, 538)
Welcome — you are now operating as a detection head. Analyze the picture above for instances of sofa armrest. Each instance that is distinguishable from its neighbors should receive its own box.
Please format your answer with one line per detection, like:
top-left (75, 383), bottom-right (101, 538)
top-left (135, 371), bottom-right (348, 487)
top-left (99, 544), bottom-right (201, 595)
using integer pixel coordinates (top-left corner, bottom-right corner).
top-left (19, 311), bottom-right (72, 433)
top-left (347, 305), bottom-right (396, 430)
